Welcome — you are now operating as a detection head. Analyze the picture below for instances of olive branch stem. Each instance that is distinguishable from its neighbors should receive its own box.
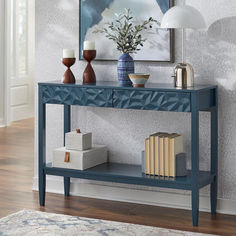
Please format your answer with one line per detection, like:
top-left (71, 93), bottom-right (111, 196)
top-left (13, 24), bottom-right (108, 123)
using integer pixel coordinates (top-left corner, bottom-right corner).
top-left (93, 8), bottom-right (159, 54)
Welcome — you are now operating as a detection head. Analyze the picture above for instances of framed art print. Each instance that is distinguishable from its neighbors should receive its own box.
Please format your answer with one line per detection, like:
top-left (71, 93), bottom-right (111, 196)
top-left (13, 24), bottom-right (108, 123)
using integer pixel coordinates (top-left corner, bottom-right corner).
top-left (79, 0), bottom-right (174, 62)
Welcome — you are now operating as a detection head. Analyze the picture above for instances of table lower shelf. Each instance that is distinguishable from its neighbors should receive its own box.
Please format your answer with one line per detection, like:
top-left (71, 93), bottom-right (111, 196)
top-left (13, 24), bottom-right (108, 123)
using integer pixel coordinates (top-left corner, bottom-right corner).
top-left (45, 162), bottom-right (215, 190)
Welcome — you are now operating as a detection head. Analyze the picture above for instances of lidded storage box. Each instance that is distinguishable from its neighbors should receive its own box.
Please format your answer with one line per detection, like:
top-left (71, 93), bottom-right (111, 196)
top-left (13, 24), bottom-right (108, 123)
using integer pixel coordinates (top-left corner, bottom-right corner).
top-left (52, 129), bottom-right (108, 170)
top-left (52, 145), bottom-right (108, 170)
top-left (65, 129), bottom-right (92, 151)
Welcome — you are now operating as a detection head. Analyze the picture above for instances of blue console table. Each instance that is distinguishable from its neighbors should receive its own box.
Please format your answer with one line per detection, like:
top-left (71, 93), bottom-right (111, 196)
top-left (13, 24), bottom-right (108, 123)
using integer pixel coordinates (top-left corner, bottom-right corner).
top-left (38, 81), bottom-right (218, 226)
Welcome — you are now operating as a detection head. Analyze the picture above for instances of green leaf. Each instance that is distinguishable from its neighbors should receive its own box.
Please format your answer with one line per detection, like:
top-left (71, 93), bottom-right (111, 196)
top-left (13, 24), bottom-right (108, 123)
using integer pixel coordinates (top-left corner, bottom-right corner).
top-left (92, 8), bottom-right (158, 54)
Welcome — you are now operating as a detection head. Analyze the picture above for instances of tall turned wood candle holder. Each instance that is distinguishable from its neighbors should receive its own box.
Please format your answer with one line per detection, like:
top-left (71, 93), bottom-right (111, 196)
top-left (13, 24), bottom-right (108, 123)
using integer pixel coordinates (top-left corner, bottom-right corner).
top-left (83, 50), bottom-right (96, 84)
top-left (62, 58), bottom-right (76, 84)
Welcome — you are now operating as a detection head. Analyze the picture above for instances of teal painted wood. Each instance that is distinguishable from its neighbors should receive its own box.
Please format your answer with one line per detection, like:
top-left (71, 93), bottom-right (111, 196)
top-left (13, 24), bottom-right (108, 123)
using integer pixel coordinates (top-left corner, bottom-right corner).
top-left (191, 92), bottom-right (200, 226)
top-left (45, 163), bottom-right (215, 190)
top-left (113, 89), bottom-right (191, 112)
top-left (40, 84), bottom-right (191, 112)
top-left (38, 81), bottom-right (218, 226)
top-left (64, 105), bottom-right (71, 197)
top-left (198, 89), bottom-right (216, 111)
top-left (210, 87), bottom-right (218, 215)
top-left (38, 81), bottom-right (217, 93)
top-left (38, 86), bottom-right (46, 206)
top-left (41, 85), bottom-right (113, 107)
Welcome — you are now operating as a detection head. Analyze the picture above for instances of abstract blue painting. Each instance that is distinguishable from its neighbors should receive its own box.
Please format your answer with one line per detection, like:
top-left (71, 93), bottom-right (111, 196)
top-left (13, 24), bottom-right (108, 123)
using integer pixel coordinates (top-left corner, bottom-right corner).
top-left (79, 0), bottom-right (173, 62)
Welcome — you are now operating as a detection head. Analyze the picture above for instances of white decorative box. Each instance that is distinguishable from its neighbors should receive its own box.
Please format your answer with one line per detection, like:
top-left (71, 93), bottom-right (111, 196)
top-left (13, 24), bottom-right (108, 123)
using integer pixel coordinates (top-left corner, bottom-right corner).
top-left (52, 145), bottom-right (107, 170)
top-left (65, 130), bottom-right (92, 151)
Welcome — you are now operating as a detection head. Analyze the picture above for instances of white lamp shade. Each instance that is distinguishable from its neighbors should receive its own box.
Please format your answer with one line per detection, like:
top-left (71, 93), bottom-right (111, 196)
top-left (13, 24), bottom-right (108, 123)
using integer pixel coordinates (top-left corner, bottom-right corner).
top-left (161, 5), bottom-right (206, 29)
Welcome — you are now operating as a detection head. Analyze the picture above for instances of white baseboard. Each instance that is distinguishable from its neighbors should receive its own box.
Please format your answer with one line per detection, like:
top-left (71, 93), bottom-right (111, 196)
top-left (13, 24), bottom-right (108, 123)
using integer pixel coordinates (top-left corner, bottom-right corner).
top-left (33, 177), bottom-right (236, 216)
top-left (0, 118), bottom-right (5, 127)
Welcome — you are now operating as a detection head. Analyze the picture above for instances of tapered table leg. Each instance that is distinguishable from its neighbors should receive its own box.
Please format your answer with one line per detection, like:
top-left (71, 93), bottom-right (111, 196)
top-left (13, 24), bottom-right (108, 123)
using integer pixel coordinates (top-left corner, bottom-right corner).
top-left (191, 93), bottom-right (199, 226)
top-left (39, 171), bottom-right (46, 206)
top-left (64, 177), bottom-right (70, 197)
top-left (210, 89), bottom-right (218, 214)
top-left (64, 105), bottom-right (71, 196)
top-left (38, 88), bottom-right (46, 206)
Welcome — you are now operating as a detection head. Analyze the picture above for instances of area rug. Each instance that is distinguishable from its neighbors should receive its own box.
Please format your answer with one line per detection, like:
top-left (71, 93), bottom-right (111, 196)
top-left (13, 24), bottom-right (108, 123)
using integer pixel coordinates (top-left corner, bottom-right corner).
top-left (0, 210), bottom-right (216, 236)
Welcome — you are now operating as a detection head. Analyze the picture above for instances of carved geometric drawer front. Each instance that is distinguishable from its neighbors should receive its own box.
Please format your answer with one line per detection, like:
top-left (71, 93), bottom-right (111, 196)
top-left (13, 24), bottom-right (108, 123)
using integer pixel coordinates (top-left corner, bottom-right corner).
top-left (41, 86), bottom-right (113, 107)
top-left (79, 88), bottom-right (113, 107)
top-left (113, 89), bottom-right (191, 112)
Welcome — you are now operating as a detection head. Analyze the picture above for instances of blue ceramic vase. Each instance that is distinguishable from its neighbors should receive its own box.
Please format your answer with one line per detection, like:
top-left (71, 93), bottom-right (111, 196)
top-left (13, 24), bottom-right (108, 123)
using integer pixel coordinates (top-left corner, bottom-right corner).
top-left (117, 53), bottom-right (134, 86)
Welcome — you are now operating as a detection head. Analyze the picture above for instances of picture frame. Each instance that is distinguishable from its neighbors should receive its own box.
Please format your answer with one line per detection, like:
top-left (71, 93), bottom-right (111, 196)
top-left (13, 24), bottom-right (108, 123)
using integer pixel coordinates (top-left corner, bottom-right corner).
top-left (79, 0), bottom-right (174, 62)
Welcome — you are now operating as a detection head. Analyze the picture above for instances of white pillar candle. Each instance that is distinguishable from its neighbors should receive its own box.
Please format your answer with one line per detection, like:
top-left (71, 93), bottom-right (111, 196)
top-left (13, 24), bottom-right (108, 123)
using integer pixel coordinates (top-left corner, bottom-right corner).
top-left (63, 49), bottom-right (75, 58)
top-left (84, 41), bottom-right (95, 50)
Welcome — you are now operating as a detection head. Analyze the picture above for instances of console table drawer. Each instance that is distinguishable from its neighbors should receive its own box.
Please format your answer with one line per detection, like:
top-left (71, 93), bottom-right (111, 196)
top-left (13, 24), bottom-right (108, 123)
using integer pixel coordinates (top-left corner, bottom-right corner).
top-left (113, 89), bottom-right (191, 112)
top-left (41, 86), bottom-right (113, 107)
top-left (79, 88), bottom-right (112, 107)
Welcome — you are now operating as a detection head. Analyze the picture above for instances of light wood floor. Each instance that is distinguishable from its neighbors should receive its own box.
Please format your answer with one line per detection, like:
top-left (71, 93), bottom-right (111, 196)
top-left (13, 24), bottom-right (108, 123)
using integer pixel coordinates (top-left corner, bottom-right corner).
top-left (0, 119), bottom-right (236, 235)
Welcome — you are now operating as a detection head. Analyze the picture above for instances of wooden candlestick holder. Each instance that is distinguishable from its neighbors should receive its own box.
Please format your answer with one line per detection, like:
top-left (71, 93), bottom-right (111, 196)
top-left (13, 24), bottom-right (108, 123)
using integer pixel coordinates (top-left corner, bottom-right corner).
top-left (83, 50), bottom-right (96, 84)
top-left (62, 58), bottom-right (76, 84)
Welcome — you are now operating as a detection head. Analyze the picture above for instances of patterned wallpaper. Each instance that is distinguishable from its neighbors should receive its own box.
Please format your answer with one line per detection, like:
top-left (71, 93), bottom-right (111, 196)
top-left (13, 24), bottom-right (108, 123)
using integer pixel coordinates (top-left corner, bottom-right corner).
top-left (35, 0), bottom-right (236, 201)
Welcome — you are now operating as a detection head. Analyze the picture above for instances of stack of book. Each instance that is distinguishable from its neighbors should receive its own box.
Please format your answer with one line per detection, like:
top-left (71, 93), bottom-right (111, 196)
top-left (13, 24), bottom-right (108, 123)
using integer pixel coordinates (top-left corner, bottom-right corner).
top-left (145, 132), bottom-right (183, 177)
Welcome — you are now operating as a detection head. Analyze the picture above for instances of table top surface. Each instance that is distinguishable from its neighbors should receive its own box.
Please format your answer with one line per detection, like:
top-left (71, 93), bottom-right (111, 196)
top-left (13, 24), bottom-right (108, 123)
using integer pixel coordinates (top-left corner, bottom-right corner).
top-left (38, 80), bottom-right (217, 92)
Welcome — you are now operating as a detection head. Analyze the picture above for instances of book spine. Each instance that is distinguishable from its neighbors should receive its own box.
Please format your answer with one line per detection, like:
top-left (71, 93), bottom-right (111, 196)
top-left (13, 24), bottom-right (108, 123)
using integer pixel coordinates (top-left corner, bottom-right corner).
top-left (159, 137), bottom-right (164, 176)
top-left (145, 138), bottom-right (150, 174)
top-left (164, 137), bottom-right (169, 177)
top-left (154, 136), bottom-right (159, 176)
top-left (169, 138), bottom-right (174, 177)
top-left (149, 136), bottom-right (155, 175)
